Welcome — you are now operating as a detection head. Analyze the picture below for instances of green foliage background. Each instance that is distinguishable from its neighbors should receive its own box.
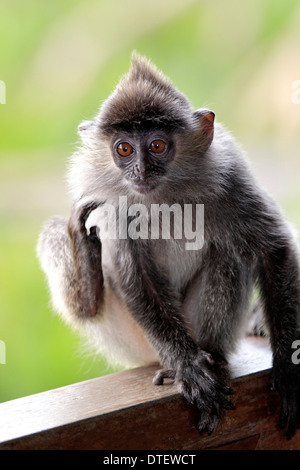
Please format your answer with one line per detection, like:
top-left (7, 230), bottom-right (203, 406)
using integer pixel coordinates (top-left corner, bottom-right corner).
top-left (1, 0), bottom-right (300, 402)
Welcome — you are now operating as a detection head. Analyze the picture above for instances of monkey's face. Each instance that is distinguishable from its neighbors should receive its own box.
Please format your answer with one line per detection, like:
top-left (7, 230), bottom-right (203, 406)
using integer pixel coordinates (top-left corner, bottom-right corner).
top-left (91, 55), bottom-right (215, 198)
top-left (110, 131), bottom-right (175, 194)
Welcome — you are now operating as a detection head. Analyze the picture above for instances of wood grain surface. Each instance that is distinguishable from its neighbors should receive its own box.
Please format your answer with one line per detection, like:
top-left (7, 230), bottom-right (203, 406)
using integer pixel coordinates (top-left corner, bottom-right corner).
top-left (0, 337), bottom-right (299, 450)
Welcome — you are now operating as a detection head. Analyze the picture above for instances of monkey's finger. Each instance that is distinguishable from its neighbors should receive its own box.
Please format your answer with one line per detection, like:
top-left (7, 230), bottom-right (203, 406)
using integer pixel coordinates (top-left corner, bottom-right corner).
top-left (196, 411), bottom-right (219, 435)
top-left (182, 381), bottom-right (230, 416)
top-left (285, 393), bottom-right (300, 439)
top-left (88, 226), bottom-right (100, 242)
top-left (214, 383), bottom-right (233, 397)
top-left (207, 414), bottom-right (219, 435)
top-left (278, 398), bottom-right (289, 430)
top-left (78, 201), bottom-right (105, 229)
top-left (196, 411), bottom-right (210, 434)
top-left (286, 420), bottom-right (296, 440)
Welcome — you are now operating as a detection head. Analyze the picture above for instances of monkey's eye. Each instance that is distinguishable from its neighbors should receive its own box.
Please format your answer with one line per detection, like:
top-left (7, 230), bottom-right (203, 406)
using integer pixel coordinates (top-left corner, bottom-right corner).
top-left (116, 142), bottom-right (134, 157)
top-left (149, 140), bottom-right (166, 155)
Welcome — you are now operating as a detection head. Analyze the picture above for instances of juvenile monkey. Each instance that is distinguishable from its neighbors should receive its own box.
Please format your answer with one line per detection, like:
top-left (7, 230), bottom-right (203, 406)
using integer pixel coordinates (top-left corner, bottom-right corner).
top-left (37, 54), bottom-right (300, 438)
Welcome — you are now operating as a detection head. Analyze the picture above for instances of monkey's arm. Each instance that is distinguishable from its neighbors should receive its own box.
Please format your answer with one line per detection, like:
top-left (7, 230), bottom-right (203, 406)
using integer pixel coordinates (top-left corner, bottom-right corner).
top-left (37, 202), bottom-right (104, 320)
top-left (68, 201), bottom-right (104, 317)
top-left (258, 244), bottom-right (300, 439)
top-left (117, 239), bottom-right (233, 434)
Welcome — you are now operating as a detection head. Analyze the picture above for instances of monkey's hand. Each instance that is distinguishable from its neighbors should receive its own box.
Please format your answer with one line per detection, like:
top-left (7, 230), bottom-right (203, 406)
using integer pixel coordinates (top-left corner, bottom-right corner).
top-left (68, 201), bottom-right (104, 317)
top-left (155, 349), bottom-right (233, 435)
top-left (179, 349), bottom-right (234, 434)
top-left (272, 356), bottom-right (300, 440)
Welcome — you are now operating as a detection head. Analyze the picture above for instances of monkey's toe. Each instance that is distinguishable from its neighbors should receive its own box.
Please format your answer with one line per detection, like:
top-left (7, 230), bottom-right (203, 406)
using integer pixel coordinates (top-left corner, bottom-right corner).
top-left (152, 369), bottom-right (175, 385)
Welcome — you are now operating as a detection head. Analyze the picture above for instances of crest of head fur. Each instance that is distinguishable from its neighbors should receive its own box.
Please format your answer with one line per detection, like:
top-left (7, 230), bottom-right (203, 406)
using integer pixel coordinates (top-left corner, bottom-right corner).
top-left (97, 53), bottom-right (193, 134)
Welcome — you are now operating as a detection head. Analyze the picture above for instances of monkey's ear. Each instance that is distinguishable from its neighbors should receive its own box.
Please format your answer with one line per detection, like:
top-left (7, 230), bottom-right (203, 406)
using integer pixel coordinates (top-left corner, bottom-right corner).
top-left (78, 120), bottom-right (96, 133)
top-left (78, 121), bottom-right (96, 144)
top-left (192, 109), bottom-right (215, 152)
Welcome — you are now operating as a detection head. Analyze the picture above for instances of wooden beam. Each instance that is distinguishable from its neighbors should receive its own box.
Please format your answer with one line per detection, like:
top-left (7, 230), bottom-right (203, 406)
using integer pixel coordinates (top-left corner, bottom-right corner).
top-left (0, 337), bottom-right (299, 450)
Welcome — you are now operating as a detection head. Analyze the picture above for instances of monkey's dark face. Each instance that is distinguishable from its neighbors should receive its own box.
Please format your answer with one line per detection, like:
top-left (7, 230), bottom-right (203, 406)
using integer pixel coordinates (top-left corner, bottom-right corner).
top-left (111, 130), bottom-right (175, 194)
top-left (95, 55), bottom-right (215, 196)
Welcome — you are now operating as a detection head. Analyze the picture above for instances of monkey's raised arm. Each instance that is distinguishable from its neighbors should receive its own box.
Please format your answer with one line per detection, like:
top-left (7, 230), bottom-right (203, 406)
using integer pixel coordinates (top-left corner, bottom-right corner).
top-left (68, 201), bottom-right (104, 317)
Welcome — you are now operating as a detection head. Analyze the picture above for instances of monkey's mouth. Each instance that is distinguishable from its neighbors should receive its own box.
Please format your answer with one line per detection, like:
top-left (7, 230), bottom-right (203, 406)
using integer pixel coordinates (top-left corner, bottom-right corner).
top-left (132, 181), bottom-right (159, 194)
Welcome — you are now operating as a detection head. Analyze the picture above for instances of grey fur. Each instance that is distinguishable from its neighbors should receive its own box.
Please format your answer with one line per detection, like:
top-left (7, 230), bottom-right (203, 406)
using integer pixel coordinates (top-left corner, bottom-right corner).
top-left (37, 54), bottom-right (300, 438)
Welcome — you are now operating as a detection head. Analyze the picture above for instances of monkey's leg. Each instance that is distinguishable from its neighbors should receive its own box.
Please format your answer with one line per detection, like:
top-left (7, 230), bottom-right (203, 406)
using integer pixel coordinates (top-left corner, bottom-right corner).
top-left (117, 240), bottom-right (235, 434)
top-left (37, 202), bottom-right (103, 320)
top-left (258, 245), bottom-right (300, 439)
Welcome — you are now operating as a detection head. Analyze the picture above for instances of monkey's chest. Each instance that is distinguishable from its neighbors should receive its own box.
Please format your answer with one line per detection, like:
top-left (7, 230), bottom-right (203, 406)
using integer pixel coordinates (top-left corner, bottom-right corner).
top-left (151, 238), bottom-right (203, 292)
top-left (99, 239), bottom-right (159, 366)
top-left (99, 238), bottom-right (201, 366)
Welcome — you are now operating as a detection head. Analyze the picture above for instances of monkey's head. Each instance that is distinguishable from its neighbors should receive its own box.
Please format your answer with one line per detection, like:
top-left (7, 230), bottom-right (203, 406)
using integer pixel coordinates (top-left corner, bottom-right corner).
top-left (75, 54), bottom-right (215, 199)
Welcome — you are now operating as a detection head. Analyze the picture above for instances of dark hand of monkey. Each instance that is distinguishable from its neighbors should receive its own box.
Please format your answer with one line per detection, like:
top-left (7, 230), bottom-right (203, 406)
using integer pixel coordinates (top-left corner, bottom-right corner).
top-left (154, 349), bottom-right (234, 435)
top-left (68, 201), bottom-right (104, 317)
top-left (272, 355), bottom-right (300, 439)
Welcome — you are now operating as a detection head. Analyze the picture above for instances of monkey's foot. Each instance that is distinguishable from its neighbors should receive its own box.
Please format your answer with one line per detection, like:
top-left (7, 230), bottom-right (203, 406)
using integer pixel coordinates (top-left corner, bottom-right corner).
top-left (246, 300), bottom-right (269, 337)
top-left (152, 369), bottom-right (176, 385)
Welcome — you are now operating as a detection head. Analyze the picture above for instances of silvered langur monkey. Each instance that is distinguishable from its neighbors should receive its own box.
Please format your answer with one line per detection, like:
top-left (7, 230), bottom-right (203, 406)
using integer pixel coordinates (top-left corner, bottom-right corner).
top-left (37, 54), bottom-right (300, 438)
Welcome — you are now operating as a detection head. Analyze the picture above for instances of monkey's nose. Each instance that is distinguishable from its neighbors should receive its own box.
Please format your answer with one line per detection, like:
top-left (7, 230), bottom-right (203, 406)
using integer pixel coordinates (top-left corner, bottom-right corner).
top-left (135, 162), bottom-right (147, 180)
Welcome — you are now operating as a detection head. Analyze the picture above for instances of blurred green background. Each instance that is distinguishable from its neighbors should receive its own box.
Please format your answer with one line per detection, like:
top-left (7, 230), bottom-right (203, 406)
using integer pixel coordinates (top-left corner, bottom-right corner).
top-left (0, 0), bottom-right (300, 403)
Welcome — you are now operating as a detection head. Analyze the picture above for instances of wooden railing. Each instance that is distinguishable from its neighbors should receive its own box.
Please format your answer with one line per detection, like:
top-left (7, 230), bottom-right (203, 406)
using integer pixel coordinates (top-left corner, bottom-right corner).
top-left (0, 337), bottom-right (299, 450)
